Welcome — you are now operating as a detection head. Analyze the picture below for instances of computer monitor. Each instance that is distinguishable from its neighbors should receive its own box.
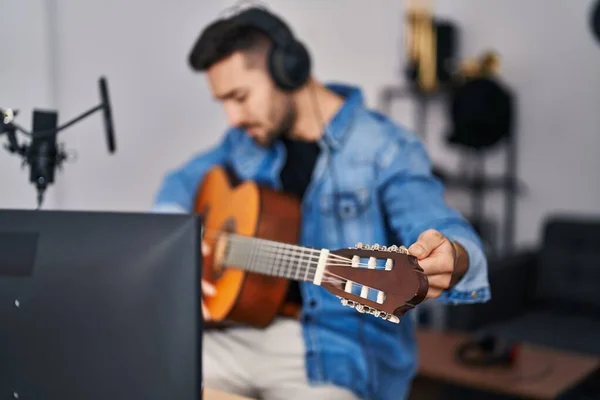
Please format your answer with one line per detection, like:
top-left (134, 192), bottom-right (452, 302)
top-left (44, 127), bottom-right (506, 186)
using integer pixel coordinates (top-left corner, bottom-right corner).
top-left (0, 209), bottom-right (203, 399)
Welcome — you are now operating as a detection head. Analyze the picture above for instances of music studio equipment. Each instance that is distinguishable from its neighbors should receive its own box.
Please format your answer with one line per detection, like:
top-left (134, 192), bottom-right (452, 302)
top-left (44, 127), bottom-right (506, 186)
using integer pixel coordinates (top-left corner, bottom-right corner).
top-left (592, 0), bottom-right (600, 45)
top-left (0, 209), bottom-right (203, 399)
top-left (446, 51), bottom-right (514, 151)
top-left (404, 0), bottom-right (458, 92)
top-left (194, 166), bottom-right (429, 328)
top-left (455, 334), bottom-right (519, 367)
top-left (222, 6), bottom-right (311, 91)
top-left (0, 76), bottom-right (116, 208)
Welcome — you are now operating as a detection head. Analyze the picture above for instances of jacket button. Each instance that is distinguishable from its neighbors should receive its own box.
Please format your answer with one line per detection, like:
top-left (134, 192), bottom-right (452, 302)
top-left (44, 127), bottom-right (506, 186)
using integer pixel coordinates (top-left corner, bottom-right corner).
top-left (309, 299), bottom-right (317, 308)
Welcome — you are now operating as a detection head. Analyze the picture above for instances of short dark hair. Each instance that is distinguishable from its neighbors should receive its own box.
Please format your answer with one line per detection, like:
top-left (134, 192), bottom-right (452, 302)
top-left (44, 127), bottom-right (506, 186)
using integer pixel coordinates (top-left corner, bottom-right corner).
top-left (188, 19), bottom-right (271, 71)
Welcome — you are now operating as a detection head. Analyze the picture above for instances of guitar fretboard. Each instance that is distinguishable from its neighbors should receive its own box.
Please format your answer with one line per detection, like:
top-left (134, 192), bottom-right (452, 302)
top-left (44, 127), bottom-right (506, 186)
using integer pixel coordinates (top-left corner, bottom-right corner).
top-left (222, 233), bottom-right (322, 282)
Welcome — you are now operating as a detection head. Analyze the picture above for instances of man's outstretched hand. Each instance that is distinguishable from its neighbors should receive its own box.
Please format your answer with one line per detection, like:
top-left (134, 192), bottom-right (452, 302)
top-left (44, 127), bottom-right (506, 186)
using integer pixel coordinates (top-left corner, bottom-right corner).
top-left (408, 229), bottom-right (469, 299)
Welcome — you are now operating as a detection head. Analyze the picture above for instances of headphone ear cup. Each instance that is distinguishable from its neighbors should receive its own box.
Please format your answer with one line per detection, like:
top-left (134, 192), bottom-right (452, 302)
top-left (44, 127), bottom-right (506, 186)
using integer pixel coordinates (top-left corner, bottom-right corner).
top-left (269, 40), bottom-right (311, 91)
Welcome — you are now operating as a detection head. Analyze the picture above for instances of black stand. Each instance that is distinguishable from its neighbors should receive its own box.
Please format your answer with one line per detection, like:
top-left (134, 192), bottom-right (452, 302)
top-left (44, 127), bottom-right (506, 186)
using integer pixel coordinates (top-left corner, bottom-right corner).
top-left (379, 84), bottom-right (522, 256)
top-left (0, 77), bottom-right (116, 209)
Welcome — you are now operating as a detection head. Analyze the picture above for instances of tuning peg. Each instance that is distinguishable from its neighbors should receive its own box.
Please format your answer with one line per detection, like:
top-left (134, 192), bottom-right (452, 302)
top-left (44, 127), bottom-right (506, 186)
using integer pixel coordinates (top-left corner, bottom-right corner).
top-left (371, 244), bottom-right (380, 250)
top-left (388, 245), bottom-right (409, 254)
top-left (353, 242), bottom-right (363, 249)
top-left (338, 296), bottom-right (356, 308)
top-left (338, 296), bottom-right (400, 323)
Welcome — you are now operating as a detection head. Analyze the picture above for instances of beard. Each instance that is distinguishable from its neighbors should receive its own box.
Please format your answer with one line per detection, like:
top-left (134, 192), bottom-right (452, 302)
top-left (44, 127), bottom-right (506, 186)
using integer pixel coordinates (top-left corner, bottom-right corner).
top-left (253, 97), bottom-right (296, 147)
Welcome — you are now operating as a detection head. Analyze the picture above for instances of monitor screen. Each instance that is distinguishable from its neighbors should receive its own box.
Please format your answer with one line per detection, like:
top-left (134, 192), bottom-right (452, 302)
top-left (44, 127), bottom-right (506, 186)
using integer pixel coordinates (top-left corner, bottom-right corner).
top-left (0, 209), bottom-right (203, 400)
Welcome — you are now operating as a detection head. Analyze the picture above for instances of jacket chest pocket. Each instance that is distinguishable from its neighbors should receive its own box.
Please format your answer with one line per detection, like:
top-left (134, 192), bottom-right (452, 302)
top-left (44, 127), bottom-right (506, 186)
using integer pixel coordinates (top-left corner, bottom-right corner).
top-left (318, 185), bottom-right (377, 247)
top-left (319, 187), bottom-right (371, 220)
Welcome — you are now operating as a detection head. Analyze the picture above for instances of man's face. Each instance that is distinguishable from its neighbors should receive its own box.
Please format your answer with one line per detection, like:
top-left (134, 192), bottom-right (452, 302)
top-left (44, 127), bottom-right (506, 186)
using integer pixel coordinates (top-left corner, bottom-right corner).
top-left (206, 52), bottom-right (295, 147)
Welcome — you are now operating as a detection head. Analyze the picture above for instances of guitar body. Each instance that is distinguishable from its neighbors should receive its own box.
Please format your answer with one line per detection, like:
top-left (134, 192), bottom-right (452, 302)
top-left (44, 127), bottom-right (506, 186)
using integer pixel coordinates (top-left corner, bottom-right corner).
top-left (194, 166), bottom-right (301, 328)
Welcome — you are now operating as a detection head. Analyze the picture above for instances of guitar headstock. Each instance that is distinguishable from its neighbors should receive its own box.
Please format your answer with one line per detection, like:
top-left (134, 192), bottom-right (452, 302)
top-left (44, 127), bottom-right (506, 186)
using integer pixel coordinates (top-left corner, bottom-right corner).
top-left (322, 243), bottom-right (429, 323)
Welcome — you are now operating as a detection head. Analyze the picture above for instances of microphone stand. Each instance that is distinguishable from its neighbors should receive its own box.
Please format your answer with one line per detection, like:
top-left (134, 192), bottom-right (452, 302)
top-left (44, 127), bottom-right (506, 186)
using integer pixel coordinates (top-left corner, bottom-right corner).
top-left (0, 76), bottom-right (116, 209)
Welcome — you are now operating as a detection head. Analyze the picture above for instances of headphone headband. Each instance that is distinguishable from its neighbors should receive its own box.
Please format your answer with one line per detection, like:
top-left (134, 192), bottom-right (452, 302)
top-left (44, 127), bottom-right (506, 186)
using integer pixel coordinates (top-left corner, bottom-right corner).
top-left (218, 5), bottom-right (311, 91)
top-left (218, 0), bottom-right (269, 19)
top-left (229, 7), bottom-right (296, 48)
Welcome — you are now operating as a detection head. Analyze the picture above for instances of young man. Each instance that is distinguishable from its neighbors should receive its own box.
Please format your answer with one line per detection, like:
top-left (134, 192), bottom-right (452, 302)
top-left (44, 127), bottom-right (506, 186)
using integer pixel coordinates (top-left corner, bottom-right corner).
top-left (152, 5), bottom-right (490, 400)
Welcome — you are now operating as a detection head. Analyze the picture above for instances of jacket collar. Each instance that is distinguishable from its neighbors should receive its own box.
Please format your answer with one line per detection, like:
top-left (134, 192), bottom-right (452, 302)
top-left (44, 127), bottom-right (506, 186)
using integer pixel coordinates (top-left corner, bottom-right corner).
top-left (228, 83), bottom-right (364, 182)
top-left (320, 83), bottom-right (364, 151)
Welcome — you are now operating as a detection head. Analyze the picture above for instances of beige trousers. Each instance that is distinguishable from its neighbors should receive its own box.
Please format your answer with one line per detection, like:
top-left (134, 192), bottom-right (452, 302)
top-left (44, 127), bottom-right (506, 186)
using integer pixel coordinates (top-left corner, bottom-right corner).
top-left (203, 318), bottom-right (360, 400)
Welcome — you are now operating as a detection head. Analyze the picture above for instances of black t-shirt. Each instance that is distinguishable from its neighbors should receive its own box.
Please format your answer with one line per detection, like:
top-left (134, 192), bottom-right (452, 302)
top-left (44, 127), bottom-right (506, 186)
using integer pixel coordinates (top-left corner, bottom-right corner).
top-left (278, 137), bottom-right (320, 304)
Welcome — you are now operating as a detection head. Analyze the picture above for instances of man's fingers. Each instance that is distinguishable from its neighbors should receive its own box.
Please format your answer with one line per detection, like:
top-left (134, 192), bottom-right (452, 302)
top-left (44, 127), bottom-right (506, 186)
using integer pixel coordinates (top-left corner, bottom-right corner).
top-left (418, 254), bottom-right (454, 275)
top-left (426, 273), bottom-right (452, 290)
top-left (202, 240), bottom-right (212, 257)
top-left (202, 280), bottom-right (216, 296)
top-left (409, 229), bottom-right (446, 259)
top-left (202, 301), bottom-right (212, 320)
top-left (201, 279), bottom-right (215, 321)
top-left (426, 287), bottom-right (443, 299)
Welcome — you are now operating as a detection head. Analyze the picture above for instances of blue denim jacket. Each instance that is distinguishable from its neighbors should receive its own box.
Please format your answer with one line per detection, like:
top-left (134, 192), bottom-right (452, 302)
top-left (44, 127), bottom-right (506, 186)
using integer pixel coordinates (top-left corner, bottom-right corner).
top-left (151, 83), bottom-right (491, 400)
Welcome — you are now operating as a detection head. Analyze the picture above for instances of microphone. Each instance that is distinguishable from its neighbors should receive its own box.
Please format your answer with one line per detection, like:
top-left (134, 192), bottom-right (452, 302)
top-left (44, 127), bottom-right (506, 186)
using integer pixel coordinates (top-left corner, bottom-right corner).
top-left (27, 110), bottom-right (67, 208)
top-left (1, 76), bottom-right (117, 209)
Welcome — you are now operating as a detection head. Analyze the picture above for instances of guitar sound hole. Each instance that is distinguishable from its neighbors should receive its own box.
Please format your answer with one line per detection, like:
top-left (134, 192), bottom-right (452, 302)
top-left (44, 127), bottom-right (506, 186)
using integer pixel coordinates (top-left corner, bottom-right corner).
top-left (222, 217), bottom-right (236, 232)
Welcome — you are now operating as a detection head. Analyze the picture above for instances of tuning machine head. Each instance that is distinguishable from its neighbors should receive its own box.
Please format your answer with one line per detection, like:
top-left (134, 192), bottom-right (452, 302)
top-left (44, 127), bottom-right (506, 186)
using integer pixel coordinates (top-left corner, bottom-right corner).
top-left (337, 296), bottom-right (400, 323)
top-left (352, 242), bottom-right (409, 254)
top-left (353, 242), bottom-right (381, 250)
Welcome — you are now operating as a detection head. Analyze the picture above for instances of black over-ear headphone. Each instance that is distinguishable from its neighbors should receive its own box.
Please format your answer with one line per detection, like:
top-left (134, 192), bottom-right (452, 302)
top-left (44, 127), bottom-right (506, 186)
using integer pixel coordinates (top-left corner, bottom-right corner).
top-left (227, 7), bottom-right (311, 91)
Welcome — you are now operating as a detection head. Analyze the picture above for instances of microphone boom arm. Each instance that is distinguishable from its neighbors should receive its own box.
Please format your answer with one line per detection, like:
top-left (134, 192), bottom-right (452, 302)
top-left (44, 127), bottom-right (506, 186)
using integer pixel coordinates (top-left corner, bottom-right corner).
top-left (12, 103), bottom-right (103, 139)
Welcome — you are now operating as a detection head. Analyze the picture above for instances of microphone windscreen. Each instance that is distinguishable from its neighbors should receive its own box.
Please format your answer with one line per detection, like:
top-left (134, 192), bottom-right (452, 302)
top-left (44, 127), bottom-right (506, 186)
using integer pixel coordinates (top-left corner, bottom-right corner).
top-left (99, 77), bottom-right (116, 153)
top-left (30, 110), bottom-right (59, 186)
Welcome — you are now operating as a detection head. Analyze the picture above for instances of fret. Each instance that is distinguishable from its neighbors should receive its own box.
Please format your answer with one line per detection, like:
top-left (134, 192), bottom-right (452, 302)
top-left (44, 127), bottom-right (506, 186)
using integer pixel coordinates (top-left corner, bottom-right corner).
top-left (222, 233), bottom-right (320, 282)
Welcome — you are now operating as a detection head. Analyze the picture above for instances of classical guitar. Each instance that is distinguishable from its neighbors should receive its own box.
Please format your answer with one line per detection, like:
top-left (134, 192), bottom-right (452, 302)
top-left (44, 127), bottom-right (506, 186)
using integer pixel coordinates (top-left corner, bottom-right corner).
top-left (194, 166), bottom-right (429, 328)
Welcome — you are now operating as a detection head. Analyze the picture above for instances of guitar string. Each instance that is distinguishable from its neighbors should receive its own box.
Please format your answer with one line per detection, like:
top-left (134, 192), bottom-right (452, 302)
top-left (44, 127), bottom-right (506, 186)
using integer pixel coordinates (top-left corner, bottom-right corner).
top-left (202, 229), bottom-right (354, 263)
top-left (226, 237), bottom-right (323, 277)
top-left (225, 247), bottom-right (381, 302)
top-left (226, 246), bottom-right (366, 291)
top-left (209, 236), bottom-right (396, 304)
top-left (222, 234), bottom-right (387, 271)
top-left (221, 236), bottom-right (392, 291)
top-left (206, 233), bottom-right (363, 279)
top-left (208, 231), bottom-right (383, 268)
top-left (225, 243), bottom-right (351, 286)
top-left (201, 231), bottom-right (399, 293)
top-left (221, 237), bottom-right (392, 286)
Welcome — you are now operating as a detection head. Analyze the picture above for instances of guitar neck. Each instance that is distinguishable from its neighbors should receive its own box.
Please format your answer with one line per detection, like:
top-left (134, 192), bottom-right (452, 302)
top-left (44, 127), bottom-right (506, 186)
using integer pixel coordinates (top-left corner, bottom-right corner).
top-left (221, 233), bottom-right (329, 284)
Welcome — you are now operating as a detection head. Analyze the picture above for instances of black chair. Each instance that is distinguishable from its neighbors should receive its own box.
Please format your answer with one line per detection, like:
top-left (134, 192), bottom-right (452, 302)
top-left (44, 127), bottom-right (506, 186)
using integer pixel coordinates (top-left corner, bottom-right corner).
top-left (446, 214), bottom-right (600, 357)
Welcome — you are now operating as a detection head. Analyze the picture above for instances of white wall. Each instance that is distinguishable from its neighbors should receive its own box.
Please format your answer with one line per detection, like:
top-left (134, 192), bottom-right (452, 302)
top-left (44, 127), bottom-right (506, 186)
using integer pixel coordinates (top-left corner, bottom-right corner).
top-left (2, 0), bottom-right (600, 249)
top-left (49, 0), bottom-right (231, 211)
top-left (0, 0), bottom-right (58, 209)
top-left (422, 0), bottom-right (600, 251)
